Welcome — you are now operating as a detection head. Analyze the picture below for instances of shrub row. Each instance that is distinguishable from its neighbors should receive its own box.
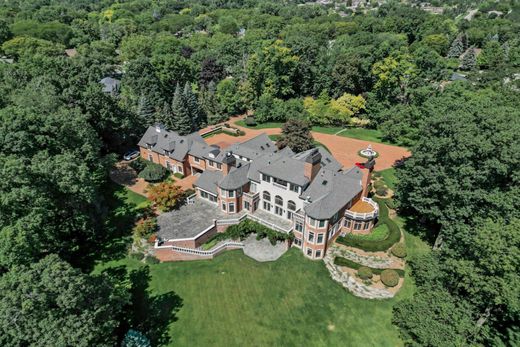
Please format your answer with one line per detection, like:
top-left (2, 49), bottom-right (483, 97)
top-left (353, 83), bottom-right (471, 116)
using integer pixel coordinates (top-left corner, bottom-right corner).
top-left (336, 198), bottom-right (401, 252)
top-left (333, 256), bottom-right (405, 277)
top-left (205, 219), bottom-right (293, 246)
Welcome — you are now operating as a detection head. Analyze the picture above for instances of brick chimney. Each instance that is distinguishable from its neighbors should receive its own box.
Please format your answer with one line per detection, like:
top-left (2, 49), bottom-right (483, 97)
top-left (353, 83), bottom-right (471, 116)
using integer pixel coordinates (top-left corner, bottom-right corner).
top-left (222, 151), bottom-right (236, 175)
top-left (304, 149), bottom-right (321, 181)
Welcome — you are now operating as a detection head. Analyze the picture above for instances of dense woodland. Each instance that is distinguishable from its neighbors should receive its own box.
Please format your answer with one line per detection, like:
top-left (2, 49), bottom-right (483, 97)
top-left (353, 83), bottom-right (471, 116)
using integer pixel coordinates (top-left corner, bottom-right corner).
top-left (0, 0), bottom-right (518, 346)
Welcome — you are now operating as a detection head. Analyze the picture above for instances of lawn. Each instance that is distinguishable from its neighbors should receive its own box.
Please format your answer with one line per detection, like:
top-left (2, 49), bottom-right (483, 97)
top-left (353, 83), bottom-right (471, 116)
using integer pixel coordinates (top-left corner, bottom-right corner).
top-left (337, 128), bottom-right (387, 143)
top-left (97, 248), bottom-right (410, 347)
top-left (350, 223), bottom-right (389, 241)
top-left (378, 168), bottom-right (397, 190)
top-left (114, 185), bottom-right (149, 209)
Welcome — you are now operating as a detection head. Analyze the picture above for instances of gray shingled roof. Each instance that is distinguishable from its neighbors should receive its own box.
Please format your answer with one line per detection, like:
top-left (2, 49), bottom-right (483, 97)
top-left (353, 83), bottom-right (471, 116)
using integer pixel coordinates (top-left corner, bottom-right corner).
top-left (218, 163), bottom-right (250, 190)
top-left (137, 125), bottom-right (208, 162)
top-left (302, 166), bottom-right (363, 219)
top-left (259, 157), bottom-right (310, 186)
top-left (194, 170), bottom-right (223, 195)
top-left (99, 77), bottom-right (120, 93)
top-left (292, 147), bottom-right (342, 172)
top-left (227, 133), bottom-right (277, 160)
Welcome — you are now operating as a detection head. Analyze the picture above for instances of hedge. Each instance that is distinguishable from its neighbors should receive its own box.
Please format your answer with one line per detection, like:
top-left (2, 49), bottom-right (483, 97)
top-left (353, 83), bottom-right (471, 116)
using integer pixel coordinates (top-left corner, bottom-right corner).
top-left (380, 269), bottom-right (400, 287)
top-left (203, 219), bottom-right (293, 246)
top-left (334, 256), bottom-right (405, 277)
top-left (336, 198), bottom-right (401, 252)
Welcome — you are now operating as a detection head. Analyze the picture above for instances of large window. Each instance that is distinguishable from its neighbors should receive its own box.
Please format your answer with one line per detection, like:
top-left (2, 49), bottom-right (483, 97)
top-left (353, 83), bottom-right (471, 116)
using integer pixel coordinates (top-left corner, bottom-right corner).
top-left (263, 191), bottom-right (271, 201)
top-left (363, 222), bottom-right (369, 230)
top-left (244, 201), bottom-right (250, 210)
top-left (318, 220), bottom-right (326, 228)
top-left (354, 222), bottom-right (362, 230)
top-left (228, 190), bottom-right (235, 198)
top-left (315, 250), bottom-right (322, 258)
top-left (229, 203), bottom-right (235, 213)
top-left (263, 201), bottom-right (271, 211)
top-left (294, 238), bottom-right (302, 247)
top-left (209, 195), bottom-right (217, 203)
top-left (194, 157), bottom-right (200, 163)
top-left (275, 195), bottom-right (283, 206)
top-left (217, 163), bottom-right (222, 170)
top-left (222, 203), bottom-right (227, 211)
top-left (201, 191), bottom-right (208, 199)
top-left (250, 182), bottom-right (257, 192)
top-left (275, 206), bottom-right (283, 216)
top-left (289, 183), bottom-right (299, 193)
top-left (306, 248), bottom-right (313, 257)
top-left (273, 177), bottom-right (287, 188)
top-left (317, 234), bottom-right (324, 244)
top-left (262, 174), bottom-right (271, 183)
top-left (308, 231), bottom-right (315, 243)
top-left (177, 166), bottom-right (183, 173)
top-left (295, 222), bottom-right (304, 232)
top-left (344, 219), bottom-right (351, 228)
top-left (287, 200), bottom-right (296, 211)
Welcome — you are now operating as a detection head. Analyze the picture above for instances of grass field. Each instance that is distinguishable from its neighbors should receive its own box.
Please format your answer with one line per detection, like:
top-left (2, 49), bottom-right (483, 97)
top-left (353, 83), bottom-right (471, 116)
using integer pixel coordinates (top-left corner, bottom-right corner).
top-left (114, 185), bottom-right (149, 209)
top-left (97, 248), bottom-right (413, 347)
top-left (378, 168), bottom-right (397, 190)
top-left (337, 128), bottom-right (386, 143)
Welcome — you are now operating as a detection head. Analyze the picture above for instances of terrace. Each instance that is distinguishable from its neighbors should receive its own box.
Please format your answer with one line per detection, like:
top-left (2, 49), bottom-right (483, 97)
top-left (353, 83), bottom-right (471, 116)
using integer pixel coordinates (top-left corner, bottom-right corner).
top-left (345, 197), bottom-right (379, 220)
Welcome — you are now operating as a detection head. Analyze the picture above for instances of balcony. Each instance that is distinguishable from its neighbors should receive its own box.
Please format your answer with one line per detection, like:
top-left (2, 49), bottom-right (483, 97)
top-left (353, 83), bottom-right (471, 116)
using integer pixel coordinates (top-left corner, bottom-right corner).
top-left (344, 197), bottom-right (379, 220)
top-left (272, 181), bottom-right (288, 190)
top-left (243, 191), bottom-right (259, 200)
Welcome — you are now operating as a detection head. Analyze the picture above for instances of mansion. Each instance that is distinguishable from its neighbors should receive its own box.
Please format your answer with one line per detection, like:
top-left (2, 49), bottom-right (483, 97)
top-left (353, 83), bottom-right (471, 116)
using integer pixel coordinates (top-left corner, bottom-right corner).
top-left (138, 124), bottom-right (378, 259)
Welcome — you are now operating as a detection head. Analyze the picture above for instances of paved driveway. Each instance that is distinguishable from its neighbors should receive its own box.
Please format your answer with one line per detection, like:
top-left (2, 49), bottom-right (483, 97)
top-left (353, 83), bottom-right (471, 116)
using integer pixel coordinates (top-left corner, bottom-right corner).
top-left (202, 117), bottom-right (410, 171)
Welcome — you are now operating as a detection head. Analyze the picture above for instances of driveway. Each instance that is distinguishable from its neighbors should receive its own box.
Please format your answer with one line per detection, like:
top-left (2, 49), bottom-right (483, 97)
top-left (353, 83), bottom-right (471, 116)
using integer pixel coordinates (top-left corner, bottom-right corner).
top-left (202, 116), bottom-right (410, 171)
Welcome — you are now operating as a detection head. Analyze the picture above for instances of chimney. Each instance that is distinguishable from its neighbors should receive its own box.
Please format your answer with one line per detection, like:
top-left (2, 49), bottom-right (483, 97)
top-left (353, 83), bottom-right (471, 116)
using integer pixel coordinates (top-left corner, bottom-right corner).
top-left (222, 151), bottom-right (236, 175)
top-left (155, 123), bottom-right (165, 133)
top-left (304, 149), bottom-right (321, 181)
top-left (362, 158), bottom-right (376, 197)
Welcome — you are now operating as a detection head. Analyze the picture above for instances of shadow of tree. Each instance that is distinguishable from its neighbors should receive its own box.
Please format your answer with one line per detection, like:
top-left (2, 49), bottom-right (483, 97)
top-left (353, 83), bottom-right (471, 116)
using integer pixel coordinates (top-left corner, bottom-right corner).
top-left (125, 266), bottom-right (183, 346)
top-left (75, 182), bottom-right (142, 271)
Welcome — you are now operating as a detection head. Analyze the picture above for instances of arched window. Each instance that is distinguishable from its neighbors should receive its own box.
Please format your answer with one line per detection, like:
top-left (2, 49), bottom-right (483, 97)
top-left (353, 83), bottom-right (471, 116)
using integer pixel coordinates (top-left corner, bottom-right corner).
top-left (263, 191), bottom-right (271, 201)
top-left (275, 195), bottom-right (283, 206)
top-left (287, 200), bottom-right (296, 211)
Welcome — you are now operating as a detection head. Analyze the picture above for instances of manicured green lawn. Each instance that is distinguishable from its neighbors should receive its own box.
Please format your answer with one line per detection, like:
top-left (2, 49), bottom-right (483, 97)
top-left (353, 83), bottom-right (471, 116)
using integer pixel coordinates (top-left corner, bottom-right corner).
top-left (97, 248), bottom-right (410, 347)
top-left (114, 184), bottom-right (150, 209)
top-left (378, 168), bottom-right (397, 190)
top-left (311, 126), bottom-right (344, 134)
top-left (350, 223), bottom-right (390, 241)
top-left (337, 128), bottom-right (386, 143)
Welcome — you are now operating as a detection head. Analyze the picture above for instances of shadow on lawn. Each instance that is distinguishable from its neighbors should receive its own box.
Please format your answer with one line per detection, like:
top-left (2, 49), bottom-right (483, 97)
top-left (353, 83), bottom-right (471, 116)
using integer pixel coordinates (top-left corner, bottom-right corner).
top-left (104, 265), bottom-right (183, 346)
top-left (75, 182), bottom-right (145, 272)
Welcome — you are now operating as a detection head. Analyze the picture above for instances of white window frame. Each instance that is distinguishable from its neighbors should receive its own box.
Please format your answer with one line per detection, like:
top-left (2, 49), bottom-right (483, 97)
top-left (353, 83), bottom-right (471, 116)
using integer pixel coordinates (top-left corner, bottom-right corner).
top-left (229, 202), bottom-right (235, 213)
top-left (194, 156), bottom-right (200, 163)
top-left (228, 190), bottom-right (235, 198)
top-left (308, 231), bottom-right (315, 243)
top-left (317, 233), bottom-right (324, 244)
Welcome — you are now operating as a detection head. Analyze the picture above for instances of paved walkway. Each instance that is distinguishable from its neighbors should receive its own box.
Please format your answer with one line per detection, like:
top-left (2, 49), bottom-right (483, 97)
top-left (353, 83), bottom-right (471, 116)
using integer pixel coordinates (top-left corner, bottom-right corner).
top-left (202, 116), bottom-right (410, 171)
top-left (242, 234), bottom-right (288, 262)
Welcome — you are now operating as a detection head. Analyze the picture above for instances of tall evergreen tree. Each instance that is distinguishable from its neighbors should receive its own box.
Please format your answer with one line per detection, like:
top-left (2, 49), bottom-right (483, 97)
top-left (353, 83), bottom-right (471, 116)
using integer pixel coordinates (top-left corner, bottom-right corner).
top-left (159, 101), bottom-right (173, 129)
top-left (447, 35), bottom-right (464, 58)
top-left (171, 83), bottom-right (193, 135)
top-left (183, 82), bottom-right (206, 129)
top-left (461, 47), bottom-right (477, 70)
top-left (137, 93), bottom-right (155, 126)
top-left (200, 81), bottom-right (222, 125)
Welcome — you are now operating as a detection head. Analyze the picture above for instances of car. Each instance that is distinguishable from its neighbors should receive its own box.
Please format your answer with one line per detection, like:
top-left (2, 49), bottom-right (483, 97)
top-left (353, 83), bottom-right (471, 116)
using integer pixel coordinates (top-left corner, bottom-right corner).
top-left (123, 150), bottom-right (139, 161)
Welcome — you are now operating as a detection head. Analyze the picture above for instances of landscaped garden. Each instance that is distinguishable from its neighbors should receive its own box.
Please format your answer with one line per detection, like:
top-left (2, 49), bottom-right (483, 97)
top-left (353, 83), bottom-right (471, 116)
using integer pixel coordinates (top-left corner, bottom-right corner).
top-left (97, 249), bottom-right (410, 347)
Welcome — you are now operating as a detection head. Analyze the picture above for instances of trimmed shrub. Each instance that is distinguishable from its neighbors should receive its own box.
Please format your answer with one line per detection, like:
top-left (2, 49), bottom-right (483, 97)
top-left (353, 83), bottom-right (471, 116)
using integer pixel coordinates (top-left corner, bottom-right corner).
top-left (138, 163), bottom-right (166, 182)
top-left (374, 180), bottom-right (385, 189)
top-left (380, 269), bottom-right (399, 287)
top-left (391, 243), bottom-right (407, 258)
top-left (244, 116), bottom-right (257, 126)
top-left (376, 186), bottom-right (388, 196)
top-left (144, 255), bottom-right (160, 264)
top-left (358, 266), bottom-right (373, 279)
top-left (129, 158), bottom-right (147, 172)
top-left (336, 198), bottom-right (401, 252)
top-left (173, 172), bottom-right (184, 179)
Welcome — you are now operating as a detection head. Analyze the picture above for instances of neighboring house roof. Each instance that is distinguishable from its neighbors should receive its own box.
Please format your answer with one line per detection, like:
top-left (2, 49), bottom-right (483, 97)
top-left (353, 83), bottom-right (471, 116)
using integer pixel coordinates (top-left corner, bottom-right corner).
top-left (137, 125), bottom-right (209, 162)
top-left (99, 77), bottom-right (120, 93)
top-left (302, 166), bottom-right (363, 220)
top-left (450, 72), bottom-right (468, 81)
top-left (292, 147), bottom-right (342, 172)
top-left (194, 170), bottom-right (223, 195)
top-left (218, 163), bottom-right (251, 190)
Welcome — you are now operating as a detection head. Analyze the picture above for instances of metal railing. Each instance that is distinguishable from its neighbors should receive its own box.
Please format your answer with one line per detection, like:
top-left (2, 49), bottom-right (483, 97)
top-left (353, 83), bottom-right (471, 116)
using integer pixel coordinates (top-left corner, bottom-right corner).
top-left (344, 197), bottom-right (379, 220)
top-left (215, 214), bottom-right (248, 226)
top-left (272, 181), bottom-right (288, 190)
top-left (171, 241), bottom-right (244, 256)
top-left (247, 213), bottom-right (293, 233)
